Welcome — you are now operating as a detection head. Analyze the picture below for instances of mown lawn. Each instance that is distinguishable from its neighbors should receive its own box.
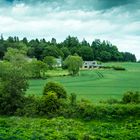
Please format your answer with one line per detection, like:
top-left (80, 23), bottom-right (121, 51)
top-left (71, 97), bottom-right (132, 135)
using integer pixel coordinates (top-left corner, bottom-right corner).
top-left (27, 62), bottom-right (140, 102)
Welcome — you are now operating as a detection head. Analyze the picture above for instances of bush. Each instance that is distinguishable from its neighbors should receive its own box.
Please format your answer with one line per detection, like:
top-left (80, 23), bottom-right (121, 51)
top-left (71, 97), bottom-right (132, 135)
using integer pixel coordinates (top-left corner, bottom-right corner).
top-left (122, 91), bottom-right (140, 104)
top-left (69, 93), bottom-right (77, 106)
top-left (64, 55), bottom-right (83, 75)
top-left (83, 134), bottom-right (94, 140)
top-left (100, 66), bottom-right (112, 69)
top-left (0, 63), bottom-right (28, 115)
top-left (113, 66), bottom-right (126, 71)
top-left (38, 92), bottom-right (61, 116)
top-left (100, 65), bottom-right (126, 71)
top-left (100, 98), bottom-right (120, 104)
top-left (65, 132), bottom-right (78, 140)
top-left (15, 95), bottom-right (39, 116)
top-left (43, 82), bottom-right (67, 99)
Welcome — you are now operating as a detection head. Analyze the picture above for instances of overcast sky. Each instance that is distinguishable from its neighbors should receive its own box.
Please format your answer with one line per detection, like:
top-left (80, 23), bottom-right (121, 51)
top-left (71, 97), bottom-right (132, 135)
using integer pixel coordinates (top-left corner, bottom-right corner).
top-left (0, 0), bottom-right (140, 59)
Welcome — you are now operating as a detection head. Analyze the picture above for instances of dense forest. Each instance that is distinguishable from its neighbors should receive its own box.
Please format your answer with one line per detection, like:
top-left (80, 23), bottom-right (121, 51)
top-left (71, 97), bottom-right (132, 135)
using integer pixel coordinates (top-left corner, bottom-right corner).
top-left (0, 35), bottom-right (136, 62)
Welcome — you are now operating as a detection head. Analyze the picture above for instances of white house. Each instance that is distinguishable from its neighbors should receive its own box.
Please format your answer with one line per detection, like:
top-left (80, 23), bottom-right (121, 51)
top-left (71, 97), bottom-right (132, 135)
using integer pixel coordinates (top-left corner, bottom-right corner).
top-left (83, 61), bottom-right (101, 69)
top-left (55, 58), bottom-right (62, 67)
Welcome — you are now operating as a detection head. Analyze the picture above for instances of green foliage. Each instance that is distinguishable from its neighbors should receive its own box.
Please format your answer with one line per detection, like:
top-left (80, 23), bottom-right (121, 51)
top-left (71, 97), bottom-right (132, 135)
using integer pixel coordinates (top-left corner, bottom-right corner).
top-left (0, 36), bottom-right (136, 62)
top-left (4, 48), bottom-right (27, 66)
top-left (83, 134), bottom-right (94, 140)
top-left (100, 51), bottom-right (111, 62)
top-left (0, 62), bottom-right (28, 115)
top-left (78, 46), bottom-right (94, 61)
top-left (0, 117), bottom-right (139, 139)
top-left (15, 95), bottom-right (39, 117)
top-left (43, 56), bottom-right (56, 69)
top-left (69, 93), bottom-right (77, 106)
top-left (29, 59), bottom-right (48, 78)
top-left (61, 47), bottom-right (71, 59)
top-left (122, 91), bottom-right (140, 104)
top-left (43, 46), bottom-right (64, 58)
top-left (64, 55), bottom-right (83, 75)
top-left (122, 52), bottom-right (136, 62)
top-left (113, 66), bottom-right (126, 71)
top-left (75, 102), bottom-right (140, 120)
top-left (43, 81), bottom-right (67, 99)
top-left (100, 98), bottom-right (120, 104)
top-left (63, 36), bottom-right (79, 48)
top-left (39, 92), bottom-right (61, 115)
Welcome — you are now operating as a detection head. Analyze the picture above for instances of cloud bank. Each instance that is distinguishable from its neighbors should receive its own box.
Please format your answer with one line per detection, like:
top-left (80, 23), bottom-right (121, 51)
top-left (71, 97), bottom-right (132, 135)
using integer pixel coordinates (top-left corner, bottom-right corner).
top-left (0, 0), bottom-right (140, 59)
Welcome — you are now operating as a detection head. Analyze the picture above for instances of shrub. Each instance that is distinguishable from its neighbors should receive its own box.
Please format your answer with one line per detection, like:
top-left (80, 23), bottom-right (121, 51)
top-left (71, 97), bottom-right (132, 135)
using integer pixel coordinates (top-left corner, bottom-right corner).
top-left (0, 63), bottom-right (28, 115)
top-left (64, 55), bottom-right (83, 75)
top-left (43, 56), bottom-right (56, 70)
top-left (66, 132), bottom-right (78, 140)
top-left (43, 81), bottom-right (67, 99)
top-left (113, 66), bottom-right (126, 71)
top-left (100, 65), bottom-right (126, 71)
top-left (15, 95), bottom-right (39, 116)
top-left (100, 66), bottom-right (112, 69)
top-left (122, 91), bottom-right (140, 104)
top-left (69, 93), bottom-right (77, 106)
top-left (38, 92), bottom-right (61, 115)
top-left (100, 98), bottom-right (120, 104)
top-left (83, 134), bottom-right (94, 140)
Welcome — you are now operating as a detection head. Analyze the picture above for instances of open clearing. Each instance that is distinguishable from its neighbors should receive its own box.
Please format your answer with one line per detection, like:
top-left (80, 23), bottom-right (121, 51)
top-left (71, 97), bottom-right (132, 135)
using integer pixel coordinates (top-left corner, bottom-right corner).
top-left (27, 62), bottom-right (140, 102)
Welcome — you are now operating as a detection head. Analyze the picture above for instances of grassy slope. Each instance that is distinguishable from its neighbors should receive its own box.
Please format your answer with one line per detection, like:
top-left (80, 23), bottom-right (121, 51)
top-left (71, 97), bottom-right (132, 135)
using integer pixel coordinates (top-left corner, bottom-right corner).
top-left (27, 62), bottom-right (140, 102)
top-left (0, 117), bottom-right (140, 139)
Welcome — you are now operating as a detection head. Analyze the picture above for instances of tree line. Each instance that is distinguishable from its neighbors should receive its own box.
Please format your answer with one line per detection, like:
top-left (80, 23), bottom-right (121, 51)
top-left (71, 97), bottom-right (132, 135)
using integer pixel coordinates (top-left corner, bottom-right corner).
top-left (0, 35), bottom-right (136, 62)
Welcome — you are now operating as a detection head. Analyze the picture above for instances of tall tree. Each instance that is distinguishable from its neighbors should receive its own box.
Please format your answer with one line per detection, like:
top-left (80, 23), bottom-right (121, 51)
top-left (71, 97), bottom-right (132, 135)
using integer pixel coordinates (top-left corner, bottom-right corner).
top-left (64, 55), bottom-right (83, 75)
top-left (78, 46), bottom-right (94, 61)
top-left (61, 47), bottom-right (71, 59)
top-left (0, 62), bottom-right (28, 115)
top-left (63, 36), bottom-right (79, 48)
top-left (43, 56), bottom-right (56, 69)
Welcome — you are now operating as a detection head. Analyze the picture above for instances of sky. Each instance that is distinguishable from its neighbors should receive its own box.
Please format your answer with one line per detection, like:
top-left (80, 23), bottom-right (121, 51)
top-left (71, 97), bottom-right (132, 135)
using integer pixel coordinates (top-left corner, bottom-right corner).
top-left (0, 0), bottom-right (140, 60)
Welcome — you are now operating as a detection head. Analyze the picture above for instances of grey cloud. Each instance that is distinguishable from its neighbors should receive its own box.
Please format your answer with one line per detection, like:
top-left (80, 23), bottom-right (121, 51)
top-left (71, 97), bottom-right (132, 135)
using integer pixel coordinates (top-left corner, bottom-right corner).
top-left (2, 0), bottom-right (140, 11)
top-left (0, 0), bottom-right (140, 59)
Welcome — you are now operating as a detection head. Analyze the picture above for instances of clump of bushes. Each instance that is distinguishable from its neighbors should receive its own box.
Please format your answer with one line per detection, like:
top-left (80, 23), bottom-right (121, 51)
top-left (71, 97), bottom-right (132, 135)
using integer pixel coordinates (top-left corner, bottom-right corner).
top-left (100, 66), bottom-right (112, 69)
top-left (122, 91), bottom-right (140, 104)
top-left (38, 91), bottom-right (61, 116)
top-left (112, 66), bottom-right (126, 71)
top-left (69, 93), bottom-right (77, 106)
top-left (100, 65), bottom-right (126, 71)
top-left (100, 98), bottom-right (120, 104)
top-left (100, 91), bottom-right (140, 105)
top-left (16, 82), bottom-right (67, 116)
top-left (0, 63), bottom-right (28, 115)
top-left (43, 81), bottom-right (67, 99)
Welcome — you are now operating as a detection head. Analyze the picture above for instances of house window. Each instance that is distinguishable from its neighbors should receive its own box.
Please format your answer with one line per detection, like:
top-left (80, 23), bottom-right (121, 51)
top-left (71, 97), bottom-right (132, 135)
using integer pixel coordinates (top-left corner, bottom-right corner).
top-left (89, 66), bottom-right (92, 68)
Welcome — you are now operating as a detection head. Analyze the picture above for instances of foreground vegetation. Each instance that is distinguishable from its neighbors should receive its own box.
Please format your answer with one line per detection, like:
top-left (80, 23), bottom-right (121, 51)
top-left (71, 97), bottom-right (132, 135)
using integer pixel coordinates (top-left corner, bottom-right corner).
top-left (0, 116), bottom-right (140, 140)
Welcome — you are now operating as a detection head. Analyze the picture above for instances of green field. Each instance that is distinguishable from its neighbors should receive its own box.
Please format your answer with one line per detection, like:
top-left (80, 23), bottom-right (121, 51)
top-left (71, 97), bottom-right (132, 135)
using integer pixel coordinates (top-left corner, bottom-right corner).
top-left (27, 62), bottom-right (140, 102)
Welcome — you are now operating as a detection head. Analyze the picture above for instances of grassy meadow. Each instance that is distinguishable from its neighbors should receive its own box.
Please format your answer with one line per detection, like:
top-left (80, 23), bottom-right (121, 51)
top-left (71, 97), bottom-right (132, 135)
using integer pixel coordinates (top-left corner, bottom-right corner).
top-left (27, 62), bottom-right (140, 102)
